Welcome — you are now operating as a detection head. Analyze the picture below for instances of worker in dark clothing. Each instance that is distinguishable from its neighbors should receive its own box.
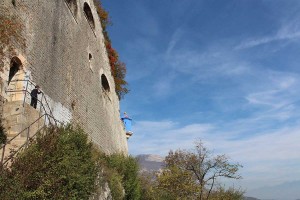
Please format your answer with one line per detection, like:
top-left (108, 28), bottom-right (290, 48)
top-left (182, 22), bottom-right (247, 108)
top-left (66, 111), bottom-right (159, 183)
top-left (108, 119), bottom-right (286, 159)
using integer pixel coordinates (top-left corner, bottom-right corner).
top-left (30, 85), bottom-right (42, 109)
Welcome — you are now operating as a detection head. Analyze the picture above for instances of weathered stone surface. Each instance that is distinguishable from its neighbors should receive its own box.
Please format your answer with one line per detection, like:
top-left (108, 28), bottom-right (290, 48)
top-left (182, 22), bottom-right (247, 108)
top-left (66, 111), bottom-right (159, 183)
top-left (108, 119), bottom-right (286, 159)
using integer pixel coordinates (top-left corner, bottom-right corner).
top-left (0, 0), bottom-right (128, 154)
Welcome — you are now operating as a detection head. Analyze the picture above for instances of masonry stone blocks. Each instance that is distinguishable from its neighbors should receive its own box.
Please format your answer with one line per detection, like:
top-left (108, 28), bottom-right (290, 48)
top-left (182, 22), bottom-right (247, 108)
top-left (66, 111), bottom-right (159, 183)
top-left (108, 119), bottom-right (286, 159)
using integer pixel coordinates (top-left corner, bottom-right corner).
top-left (0, 0), bottom-right (128, 154)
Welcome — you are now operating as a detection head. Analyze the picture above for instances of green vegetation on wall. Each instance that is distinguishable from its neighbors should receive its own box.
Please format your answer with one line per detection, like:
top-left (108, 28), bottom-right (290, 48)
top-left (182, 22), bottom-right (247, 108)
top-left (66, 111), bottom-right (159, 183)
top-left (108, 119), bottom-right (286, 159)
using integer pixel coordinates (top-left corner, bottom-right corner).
top-left (0, 125), bottom-right (142, 200)
top-left (0, 125), bottom-right (244, 200)
top-left (103, 154), bottom-right (141, 200)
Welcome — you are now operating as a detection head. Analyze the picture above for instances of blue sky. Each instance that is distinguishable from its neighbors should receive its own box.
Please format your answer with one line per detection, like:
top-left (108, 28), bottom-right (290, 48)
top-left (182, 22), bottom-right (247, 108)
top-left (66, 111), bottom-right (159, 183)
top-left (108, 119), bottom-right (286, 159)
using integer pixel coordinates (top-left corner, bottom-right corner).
top-left (102, 0), bottom-right (300, 198)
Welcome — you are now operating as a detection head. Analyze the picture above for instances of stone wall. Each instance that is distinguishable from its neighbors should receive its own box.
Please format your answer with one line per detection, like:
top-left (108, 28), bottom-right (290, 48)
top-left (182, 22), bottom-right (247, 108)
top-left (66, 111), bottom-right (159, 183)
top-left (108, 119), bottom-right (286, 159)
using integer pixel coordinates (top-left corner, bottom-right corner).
top-left (0, 0), bottom-right (128, 154)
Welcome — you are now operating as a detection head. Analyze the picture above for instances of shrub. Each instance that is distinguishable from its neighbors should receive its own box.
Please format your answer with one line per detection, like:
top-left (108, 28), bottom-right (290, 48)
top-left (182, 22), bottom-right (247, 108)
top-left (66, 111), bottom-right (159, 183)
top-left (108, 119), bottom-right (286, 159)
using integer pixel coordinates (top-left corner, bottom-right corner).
top-left (0, 125), bottom-right (144, 200)
top-left (104, 154), bottom-right (141, 200)
top-left (0, 125), bottom-right (98, 200)
top-left (107, 169), bottom-right (124, 200)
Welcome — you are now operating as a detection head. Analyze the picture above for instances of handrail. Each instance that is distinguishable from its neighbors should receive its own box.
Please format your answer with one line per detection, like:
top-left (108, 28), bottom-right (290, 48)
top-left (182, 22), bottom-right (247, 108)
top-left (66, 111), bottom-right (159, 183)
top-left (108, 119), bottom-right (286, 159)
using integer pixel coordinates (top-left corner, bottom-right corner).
top-left (1, 79), bottom-right (61, 167)
top-left (0, 114), bottom-right (59, 167)
top-left (42, 94), bottom-right (55, 124)
top-left (0, 125), bottom-right (46, 167)
top-left (0, 114), bottom-right (46, 150)
top-left (0, 114), bottom-right (46, 166)
top-left (5, 79), bottom-right (57, 125)
top-left (6, 89), bottom-right (56, 125)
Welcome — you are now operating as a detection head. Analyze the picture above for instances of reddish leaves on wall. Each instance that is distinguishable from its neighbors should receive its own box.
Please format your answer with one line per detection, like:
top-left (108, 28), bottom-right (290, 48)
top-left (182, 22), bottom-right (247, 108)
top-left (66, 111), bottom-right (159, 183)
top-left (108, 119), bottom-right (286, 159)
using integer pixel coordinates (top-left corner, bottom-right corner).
top-left (93, 0), bottom-right (129, 100)
top-left (0, 8), bottom-right (25, 70)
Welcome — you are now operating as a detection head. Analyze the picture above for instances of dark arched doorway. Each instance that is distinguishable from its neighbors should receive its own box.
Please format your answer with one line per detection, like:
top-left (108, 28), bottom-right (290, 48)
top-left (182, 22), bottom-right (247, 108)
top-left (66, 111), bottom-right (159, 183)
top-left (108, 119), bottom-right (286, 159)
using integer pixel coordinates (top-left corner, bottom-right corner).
top-left (83, 2), bottom-right (95, 30)
top-left (8, 57), bottom-right (22, 85)
top-left (101, 74), bottom-right (110, 92)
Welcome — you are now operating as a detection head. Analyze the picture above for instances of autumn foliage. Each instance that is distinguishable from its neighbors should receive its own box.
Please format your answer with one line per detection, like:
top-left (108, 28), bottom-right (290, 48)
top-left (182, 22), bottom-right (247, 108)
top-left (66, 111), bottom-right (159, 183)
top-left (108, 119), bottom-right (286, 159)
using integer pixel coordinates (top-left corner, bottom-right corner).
top-left (93, 0), bottom-right (129, 99)
top-left (0, 8), bottom-right (25, 70)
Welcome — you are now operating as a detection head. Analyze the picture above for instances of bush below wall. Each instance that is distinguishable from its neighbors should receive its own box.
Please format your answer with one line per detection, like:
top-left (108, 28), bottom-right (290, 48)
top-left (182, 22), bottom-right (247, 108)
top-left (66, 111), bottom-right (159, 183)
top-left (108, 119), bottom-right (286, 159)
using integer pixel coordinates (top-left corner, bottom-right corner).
top-left (0, 125), bottom-right (141, 200)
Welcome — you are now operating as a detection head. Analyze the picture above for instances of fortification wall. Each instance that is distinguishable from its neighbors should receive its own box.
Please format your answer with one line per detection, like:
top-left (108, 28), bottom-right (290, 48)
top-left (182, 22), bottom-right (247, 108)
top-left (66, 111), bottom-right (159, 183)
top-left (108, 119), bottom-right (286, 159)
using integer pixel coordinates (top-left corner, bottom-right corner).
top-left (0, 0), bottom-right (128, 154)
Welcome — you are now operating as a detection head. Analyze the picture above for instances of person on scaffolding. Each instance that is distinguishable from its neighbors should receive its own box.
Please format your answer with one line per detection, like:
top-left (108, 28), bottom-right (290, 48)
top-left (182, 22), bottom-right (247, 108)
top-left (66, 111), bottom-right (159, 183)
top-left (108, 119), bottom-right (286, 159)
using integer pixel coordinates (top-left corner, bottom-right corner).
top-left (30, 85), bottom-right (42, 109)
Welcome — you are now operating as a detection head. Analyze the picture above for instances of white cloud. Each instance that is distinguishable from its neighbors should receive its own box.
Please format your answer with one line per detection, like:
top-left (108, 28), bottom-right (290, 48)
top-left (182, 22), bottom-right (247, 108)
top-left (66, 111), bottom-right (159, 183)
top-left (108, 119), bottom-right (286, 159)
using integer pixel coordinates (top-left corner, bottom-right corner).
top-left (165, 47), bottom-right (251, 82)
top-left (129, 121), bottom-right (214, 155)
top-left (129, 118), bottom-right (300, 191)
top-left (166, 28), bottom-right (184, 56)
top-left (235, 19), bottom-right (300, 50)
top-left (245, 70), bottom-right (300, 110)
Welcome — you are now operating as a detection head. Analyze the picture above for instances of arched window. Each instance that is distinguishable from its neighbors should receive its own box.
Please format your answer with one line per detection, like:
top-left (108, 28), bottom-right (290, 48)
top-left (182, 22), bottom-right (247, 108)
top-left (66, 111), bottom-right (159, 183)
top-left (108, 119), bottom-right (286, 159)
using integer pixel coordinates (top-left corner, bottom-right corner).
top-left (83, 2), bottom-right (95, 30)
top-left (89, 53), bottom-right (93, 70)
top-left (8, 57), bottom-right (22, 85)
top-left (101, 74), bottom-right (110, 92)
top-left (65, 0), bottom-right (78, 16)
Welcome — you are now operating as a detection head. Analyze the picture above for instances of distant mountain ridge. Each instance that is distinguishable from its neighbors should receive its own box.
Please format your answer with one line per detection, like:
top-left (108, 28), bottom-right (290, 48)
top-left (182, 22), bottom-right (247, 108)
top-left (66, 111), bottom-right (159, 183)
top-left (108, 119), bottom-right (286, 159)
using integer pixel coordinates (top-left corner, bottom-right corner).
top-left (247, 180), bottom-right (300, 200)
top-left (136, 154), bottom-right (165, 172)
top-left (244, 197), bottom-right (260, 200)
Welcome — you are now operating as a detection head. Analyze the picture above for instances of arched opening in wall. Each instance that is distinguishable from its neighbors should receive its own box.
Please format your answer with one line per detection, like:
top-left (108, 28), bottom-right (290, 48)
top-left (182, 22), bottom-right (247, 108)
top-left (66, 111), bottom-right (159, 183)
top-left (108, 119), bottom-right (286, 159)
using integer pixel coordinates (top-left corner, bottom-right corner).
top-left (8, 57), bottom-right (22, 85)
top-left (83, 2), bottom-right (95, 30)
top-left (12, 0), bottom-right (16, 7)
top-left (89, 53), bottom-right (93, 71)
top-left (101, 74), bottom-right (110, 92)
top-left (65, 0), bottom-right (78, 16)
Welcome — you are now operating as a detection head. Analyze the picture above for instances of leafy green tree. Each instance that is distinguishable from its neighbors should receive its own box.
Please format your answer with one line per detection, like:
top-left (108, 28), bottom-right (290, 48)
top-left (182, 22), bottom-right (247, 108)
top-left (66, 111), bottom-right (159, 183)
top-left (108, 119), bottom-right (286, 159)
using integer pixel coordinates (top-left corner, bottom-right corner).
top-left (104, 154), bottom-right (141, 200)
top-left (138, 172), bottom-right (159, 200)
top-left (157, 140), bottom-right (243, 200)
top-left (209, 186), bottom-right (244, 200)
top-left (156, 166), bottom-right (199, 199)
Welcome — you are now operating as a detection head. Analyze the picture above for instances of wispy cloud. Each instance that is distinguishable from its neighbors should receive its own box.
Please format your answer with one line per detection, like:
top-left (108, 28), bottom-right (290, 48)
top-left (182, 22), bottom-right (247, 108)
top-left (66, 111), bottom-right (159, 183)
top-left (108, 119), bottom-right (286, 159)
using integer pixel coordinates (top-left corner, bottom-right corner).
top-left (235, 19), bottom-right (300, 50)
top-left (246, 70), bottom-right (299, 109)
top-left (166, 28), bottom-right (184, 56)
top-left (129, 118), bottom-right (300, 190)
top-left (165, 48), bottom-right (251, 81)
top-left (112, 1), bottom-right (300, 198)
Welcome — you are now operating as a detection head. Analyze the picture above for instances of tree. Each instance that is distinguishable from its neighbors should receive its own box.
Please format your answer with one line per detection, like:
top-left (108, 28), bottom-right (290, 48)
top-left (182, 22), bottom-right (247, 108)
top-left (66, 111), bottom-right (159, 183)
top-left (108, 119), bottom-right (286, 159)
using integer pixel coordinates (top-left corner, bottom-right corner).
top-left (209, 186), bottom-right (244, 200)
top-left (104, 154), bottom-right (141, 200)
top-left (158, 140), bottom-right (243, 200)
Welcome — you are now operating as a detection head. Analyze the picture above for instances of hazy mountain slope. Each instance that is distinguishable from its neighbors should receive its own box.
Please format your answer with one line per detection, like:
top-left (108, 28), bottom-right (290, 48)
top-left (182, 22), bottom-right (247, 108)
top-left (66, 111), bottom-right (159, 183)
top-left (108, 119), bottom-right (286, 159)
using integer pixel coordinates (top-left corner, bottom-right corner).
top-left (244, 197), bottom-right (260, 200)
top-left (247, 180), bottom-right (300, 200)
top-left (136, 154), bottom-right (164, 172)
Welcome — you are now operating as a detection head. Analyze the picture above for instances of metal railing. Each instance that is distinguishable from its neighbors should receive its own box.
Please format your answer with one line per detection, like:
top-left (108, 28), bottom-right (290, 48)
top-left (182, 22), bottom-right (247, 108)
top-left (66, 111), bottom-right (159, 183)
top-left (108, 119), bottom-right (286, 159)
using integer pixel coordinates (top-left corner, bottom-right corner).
top-left (0, 114), bottom-right (58, 167)
top-left (0, 79), bottom-right (59, 167)
top-left (5, 79), bottom-right (56, 125)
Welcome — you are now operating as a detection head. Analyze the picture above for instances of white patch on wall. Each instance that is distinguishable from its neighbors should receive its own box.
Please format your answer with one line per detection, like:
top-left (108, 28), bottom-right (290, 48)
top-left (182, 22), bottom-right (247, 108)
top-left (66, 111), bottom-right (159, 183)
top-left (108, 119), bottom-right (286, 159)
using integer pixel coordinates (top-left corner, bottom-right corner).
top-left (18, 73), bottom-right (73, 124)
top-left (50, 101), bottom-right (72, 124)
top-left (43, 94), bottom-right (72, 124)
